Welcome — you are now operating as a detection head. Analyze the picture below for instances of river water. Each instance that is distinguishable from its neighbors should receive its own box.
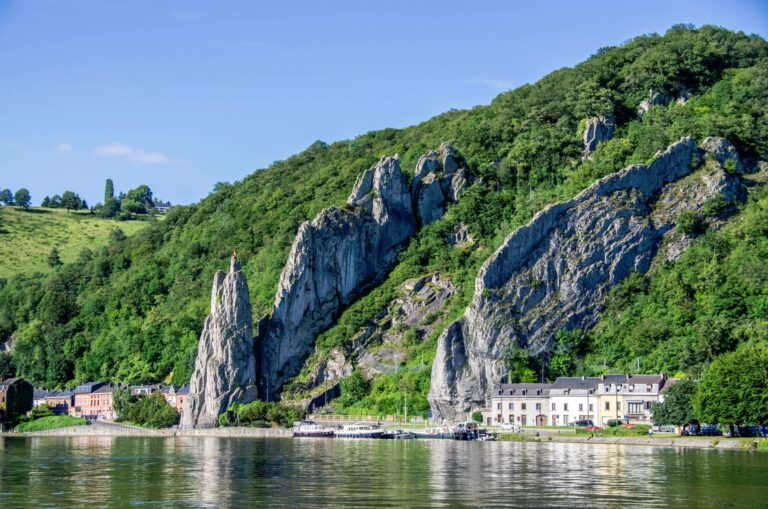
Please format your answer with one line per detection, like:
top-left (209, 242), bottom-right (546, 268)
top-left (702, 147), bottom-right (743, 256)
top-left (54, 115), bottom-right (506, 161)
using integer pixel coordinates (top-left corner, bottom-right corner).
top-left (0, 436), bottom-right (765, 508)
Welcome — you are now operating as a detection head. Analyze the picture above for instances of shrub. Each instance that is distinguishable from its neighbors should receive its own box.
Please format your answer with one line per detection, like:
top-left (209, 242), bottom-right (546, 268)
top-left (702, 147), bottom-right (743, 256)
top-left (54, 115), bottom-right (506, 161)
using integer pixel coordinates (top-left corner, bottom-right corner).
top-left (471, 411), bottom-right (483, 423)
top-left (676, 211), bottom-right (704, 235)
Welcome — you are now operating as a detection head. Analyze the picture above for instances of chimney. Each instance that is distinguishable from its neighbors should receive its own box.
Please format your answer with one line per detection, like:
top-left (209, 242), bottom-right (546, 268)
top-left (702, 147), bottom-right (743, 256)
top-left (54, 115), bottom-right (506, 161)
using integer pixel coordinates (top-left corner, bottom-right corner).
top-left (601, 374), bottom-right (606, 380)
top-left (626, 374), bottom-right (630, 380)
top-left (581, 375), bottom-right (585, 381)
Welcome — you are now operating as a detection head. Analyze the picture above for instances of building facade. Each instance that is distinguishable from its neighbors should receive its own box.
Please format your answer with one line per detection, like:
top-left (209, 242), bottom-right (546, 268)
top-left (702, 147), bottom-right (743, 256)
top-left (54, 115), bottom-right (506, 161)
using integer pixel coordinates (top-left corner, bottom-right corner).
top-left (71, 382), bottom-right (117, 419)
top-left (549, 377), bottom-right (599, 426)
top-left (597, 374), bottom-right (670, 424)
top-left (482, 383), bottom-right (550, 426)
top-left (45, 390), bottom-right (74, 415)
top-left (0, 378), bottom-right (34, 422)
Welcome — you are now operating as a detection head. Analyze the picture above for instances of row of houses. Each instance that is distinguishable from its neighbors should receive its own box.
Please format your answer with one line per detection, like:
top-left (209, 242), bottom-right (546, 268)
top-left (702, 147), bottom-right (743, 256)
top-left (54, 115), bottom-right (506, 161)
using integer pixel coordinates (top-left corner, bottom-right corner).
top-left (33, 382), bottom-right (189, 420)
top-left (480, 374), bottom-right (677, 427)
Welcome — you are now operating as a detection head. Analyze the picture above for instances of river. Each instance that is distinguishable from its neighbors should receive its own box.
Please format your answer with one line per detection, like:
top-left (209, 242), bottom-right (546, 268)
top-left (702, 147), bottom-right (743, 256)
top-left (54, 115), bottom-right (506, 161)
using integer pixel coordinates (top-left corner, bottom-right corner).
top-left (0, 436), bottom-right (765, 508)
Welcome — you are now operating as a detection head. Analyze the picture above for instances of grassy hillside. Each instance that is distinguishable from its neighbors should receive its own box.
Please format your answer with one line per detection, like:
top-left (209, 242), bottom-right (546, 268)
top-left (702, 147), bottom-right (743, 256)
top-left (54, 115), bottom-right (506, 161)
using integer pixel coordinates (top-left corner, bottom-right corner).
top-left (0, 207), bottom-right (149, 278)
top-left (0, 25), bottom-right (766, 405)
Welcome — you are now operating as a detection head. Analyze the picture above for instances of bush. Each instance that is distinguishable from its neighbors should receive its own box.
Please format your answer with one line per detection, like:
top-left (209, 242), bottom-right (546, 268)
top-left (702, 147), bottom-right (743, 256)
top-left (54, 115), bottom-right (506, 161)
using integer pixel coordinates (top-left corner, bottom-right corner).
top-left (607, 419), bottom-right (621, 427)
top-left (471, 411), bottom-right (483, 423)
top-left (676, 211), bottom-right (704, 235)
top-left (221, 401), bottom-right (306, 428)
top-left (116, 391), bottom-right (180, 428)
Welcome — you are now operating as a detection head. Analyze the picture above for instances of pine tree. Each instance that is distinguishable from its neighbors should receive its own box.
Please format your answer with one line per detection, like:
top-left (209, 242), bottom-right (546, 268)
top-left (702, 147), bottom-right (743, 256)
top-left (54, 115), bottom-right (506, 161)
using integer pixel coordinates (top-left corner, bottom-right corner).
top-left (47, 247), bottom-right (62, 268)
top-left (104, 178), bottom-right (114, 203)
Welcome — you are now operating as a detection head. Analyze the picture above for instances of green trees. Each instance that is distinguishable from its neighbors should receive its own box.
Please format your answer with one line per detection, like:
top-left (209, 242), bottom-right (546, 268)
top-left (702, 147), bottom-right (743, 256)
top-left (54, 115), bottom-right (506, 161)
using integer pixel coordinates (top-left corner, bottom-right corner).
top-left (220, 401), bottom-right (306, 427)
top-left (104, 179), bottom-right (114, 204)
top-left (47, 248), bottom-right (62, 268)
top-left (337, 370), bottom-right (370, 408)
top-left (60, 191), bottom-right (84, 211)
top-left (13, 189), bottom-right (30, 209)
top-left (694, 344), bottom-right (768, 429)
top-left (115, 391), bottom-right (180, 428)
top-left (651, 379), bottom-right (697, 431)
top-left (0, 189), bottom-right (13, 205)
top-left (121, 185), bottom-right (153, 214)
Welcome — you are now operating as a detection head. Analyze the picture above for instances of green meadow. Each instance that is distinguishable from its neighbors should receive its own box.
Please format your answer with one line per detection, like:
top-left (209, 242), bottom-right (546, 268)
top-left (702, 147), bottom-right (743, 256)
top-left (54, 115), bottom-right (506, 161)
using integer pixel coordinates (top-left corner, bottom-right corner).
top-left (0, 207), bottom-right (149, 278)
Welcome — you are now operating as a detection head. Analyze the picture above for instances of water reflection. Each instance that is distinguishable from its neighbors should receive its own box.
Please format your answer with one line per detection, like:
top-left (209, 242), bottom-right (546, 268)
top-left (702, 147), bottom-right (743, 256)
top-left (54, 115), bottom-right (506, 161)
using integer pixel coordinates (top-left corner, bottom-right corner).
top-left (0, 436), bottom-right (766, 508)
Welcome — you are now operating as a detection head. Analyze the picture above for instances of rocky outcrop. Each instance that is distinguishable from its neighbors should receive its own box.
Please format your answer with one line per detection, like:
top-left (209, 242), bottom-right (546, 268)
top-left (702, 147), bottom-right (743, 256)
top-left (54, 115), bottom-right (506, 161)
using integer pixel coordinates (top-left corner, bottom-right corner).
top-left (257, 156), bottom-right (416, 400)
top-left (582, 114), bottom-right (615, 157)
top-left (281, 273), bottom-right (456, 408)
top-left (182, 255), bottom-right (258, 428)
top-left (429, 137), bottom-right (746, 421)
top-left (412, 143), bottom-right (470, 225)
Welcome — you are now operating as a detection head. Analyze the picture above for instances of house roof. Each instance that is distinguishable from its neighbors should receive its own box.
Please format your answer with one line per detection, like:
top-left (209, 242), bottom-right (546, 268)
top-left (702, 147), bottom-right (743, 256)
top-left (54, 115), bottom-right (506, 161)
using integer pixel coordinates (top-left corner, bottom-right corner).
top-left (600, 374), bottom-right (665, 385)
top-left (493, 383), bottom-right (551, 396)
top-left (34, 389), bottom-right (51, 399)
top-left (660, 378), bottom-right (680, 393)
top-left (0, 378), bottom-right (28, 392)
top-left (551, 377), bottom-right (600, 390)
top-left (92, 383), bottom-right (117, 394)
top-left (46, 390), bottom-right (73, 398)
top-left (176, 385), bottom-right (189, 395)
top-left (0, 377), bottom-right (21, 386)
top-left (73, 381), bottom-right (106, 394)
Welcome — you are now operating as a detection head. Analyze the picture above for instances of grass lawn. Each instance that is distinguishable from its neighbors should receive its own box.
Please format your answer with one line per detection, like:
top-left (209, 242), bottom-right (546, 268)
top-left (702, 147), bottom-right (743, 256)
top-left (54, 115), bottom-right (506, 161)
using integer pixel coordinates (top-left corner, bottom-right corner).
top-left (0, 206), bottom-right (149, 278)
top-left (576, 424), bottom-right (652, 437)
top-left (16, 415), bottom-right (88, 432)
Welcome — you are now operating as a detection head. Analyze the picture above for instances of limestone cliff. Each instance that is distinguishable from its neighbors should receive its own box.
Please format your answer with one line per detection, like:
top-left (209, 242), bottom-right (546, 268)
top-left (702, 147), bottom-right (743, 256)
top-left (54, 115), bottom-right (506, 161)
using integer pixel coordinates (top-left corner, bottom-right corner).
top-left (429, 137), bottom-right (746, 421)
top-left (182, 255), bottom-right (257, 428)
top-left (257, 156), bottom-right (416, 399)
top-left (412, 143), bottom-right (470, 225)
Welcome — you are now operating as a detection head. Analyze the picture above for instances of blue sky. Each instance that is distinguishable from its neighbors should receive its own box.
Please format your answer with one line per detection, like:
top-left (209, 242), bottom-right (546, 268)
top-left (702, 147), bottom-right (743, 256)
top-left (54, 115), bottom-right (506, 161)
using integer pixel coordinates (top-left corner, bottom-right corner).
top-left (1, 1), bottom-right (766, 206)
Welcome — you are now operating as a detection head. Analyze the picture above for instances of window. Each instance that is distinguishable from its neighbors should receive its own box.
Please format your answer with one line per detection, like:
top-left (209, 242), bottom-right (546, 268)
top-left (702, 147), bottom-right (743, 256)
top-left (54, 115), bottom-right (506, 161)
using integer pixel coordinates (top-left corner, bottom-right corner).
top-left (578, 404), bottom-right (584, 412)
top-left (497, 403), bottom-right (501, 410)
top-left (646, 385), bottom-right (652, 393)
top-left (522, 390), bottom-right (527, 396)
top-left (521, 403), bottom-right (527, 410)
top-left (564, 403), bottom-right (569, 411)
top-left (604, 386), bottom-right (610, 393)
top-left (535, 403), bottom-right (541, 411)
top-left (617, 402), bottom-right (622, 411)
top-left (551, 403), bottom-right (556, 411)
top-left (629, 384), bottom-right (635, 392)
top-left (509, 402), bottom-right (514, 410)
top-left (645, 401), bottom-right (652, 410)
top-left (589, 404), bottom-right (594, 412)
top-left (605, 401), bottom-right (610, 410)
top-left (628, 402), bottom-right (643, 414)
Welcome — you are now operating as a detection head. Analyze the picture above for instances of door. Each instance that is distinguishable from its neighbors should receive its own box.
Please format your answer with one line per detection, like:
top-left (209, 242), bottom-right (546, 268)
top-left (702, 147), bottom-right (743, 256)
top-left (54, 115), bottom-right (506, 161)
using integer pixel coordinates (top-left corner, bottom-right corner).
top-left (521, 415), bottom-right (527, 426)
top-left (536, 414), bottom-right (546, 426)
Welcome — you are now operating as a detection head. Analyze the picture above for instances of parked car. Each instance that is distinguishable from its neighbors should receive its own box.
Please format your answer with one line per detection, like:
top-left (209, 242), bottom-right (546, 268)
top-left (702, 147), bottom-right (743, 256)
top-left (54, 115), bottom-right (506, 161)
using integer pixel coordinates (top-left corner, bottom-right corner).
top-left (699, 424), bottom-right (723, 436)
top-left (652, 425), bottom-right (676, 433)
top-left (570, 419), bottom-right (595, 427)
top-left (500, 423), bottom-right (520, 432)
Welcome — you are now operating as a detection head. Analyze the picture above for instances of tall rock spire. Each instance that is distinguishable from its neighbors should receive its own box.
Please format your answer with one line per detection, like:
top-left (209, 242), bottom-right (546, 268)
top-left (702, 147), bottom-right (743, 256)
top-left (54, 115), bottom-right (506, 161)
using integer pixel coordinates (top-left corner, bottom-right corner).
top-left (181, 254), bottom-right (257, 428)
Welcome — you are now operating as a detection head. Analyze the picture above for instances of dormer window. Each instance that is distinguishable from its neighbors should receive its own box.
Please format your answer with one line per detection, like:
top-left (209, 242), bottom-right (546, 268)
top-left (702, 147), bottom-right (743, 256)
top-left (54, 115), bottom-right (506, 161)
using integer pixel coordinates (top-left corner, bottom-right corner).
top-left (564, 388), bottom-right (570, 395)
top-left (629, 384), bottom-right (635, 392)
top-left (604, 386), bottom-right (610, 393)
top-left (536, 390), bottom-right (542, 395)
top-left (522, 389), bottom-right (527, 396)
top-left (646, 385), bottom-right (652, 392)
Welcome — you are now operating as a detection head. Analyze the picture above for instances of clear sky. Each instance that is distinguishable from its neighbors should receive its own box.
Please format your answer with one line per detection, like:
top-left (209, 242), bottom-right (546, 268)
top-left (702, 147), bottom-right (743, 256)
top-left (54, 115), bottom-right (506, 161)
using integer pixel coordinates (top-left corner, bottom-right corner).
top-left (1, 0), bottom-right (766, 206)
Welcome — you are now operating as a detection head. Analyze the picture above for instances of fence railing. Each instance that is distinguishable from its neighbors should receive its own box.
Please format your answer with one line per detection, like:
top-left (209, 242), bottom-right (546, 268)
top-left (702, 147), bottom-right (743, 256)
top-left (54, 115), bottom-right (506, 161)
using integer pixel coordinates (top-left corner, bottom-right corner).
top-left (309, 414), bottom-right (426, 423)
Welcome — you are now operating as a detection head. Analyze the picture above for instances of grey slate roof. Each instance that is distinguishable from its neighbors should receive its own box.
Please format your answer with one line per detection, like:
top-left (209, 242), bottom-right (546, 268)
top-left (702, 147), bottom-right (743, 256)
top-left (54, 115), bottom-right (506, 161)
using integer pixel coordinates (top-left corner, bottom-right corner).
top-left (600, 374), bottom-right (665, 385)
top-left (551, 377), bottom-right (600, 390)
top-left (494, 383), bottom-right (552, 396)
top-left (73, 381), bottom-right (106, 394)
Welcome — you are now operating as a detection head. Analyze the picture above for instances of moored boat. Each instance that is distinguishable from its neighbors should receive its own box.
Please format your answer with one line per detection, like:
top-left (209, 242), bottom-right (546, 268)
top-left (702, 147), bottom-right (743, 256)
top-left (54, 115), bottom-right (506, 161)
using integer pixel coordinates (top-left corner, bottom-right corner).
top-left (292, 420), bottom-right (336, 438)
top-left (334, 422), bottom-right (384, 439)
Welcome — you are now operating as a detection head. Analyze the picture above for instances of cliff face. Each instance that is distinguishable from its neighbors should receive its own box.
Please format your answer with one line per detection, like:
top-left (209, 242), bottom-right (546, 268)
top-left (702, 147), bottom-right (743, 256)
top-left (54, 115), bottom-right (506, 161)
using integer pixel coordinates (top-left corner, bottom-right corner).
top-left (429, 137), bottom-right (745, 421)
top-left (182, 256), bottom-right (257, 428)
top-left (257, 156), bottom-right (416, 399)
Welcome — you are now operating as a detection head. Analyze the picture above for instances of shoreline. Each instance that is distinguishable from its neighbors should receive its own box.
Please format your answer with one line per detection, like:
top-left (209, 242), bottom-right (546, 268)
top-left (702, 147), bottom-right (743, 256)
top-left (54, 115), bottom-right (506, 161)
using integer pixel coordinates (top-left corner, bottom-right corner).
top-left (2, 425), bottom-right (763, 450)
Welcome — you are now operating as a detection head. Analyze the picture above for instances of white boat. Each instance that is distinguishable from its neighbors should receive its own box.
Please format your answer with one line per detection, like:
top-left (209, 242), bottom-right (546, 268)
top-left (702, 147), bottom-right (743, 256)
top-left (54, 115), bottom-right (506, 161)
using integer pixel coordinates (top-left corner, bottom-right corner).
top-left (334, 422), bottom-right (384, 439)
top-left (292, 420), bottom-right (336, 438)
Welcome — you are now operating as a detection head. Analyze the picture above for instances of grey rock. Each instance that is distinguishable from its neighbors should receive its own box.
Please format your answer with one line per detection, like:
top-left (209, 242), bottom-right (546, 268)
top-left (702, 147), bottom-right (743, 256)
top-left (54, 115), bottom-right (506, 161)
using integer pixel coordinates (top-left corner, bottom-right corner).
top-left (637, 90), bottom-right (670, 116)
top-left (257, 156), bottom-right (415, 400)
top-left (182, 256), bottom-right (258, 428)
top-left (412, 144), bottom-right (470, 225)
top-left (417, 173), bottom-right (446, 226)
top-left (583, 114), bottom-right (615, 157)
top-left (429, 137), bottom-right (746, 421)
top-left (448, 223), bottom-right (475, 246)
top-left (700, 136), bottom-right (743, 174)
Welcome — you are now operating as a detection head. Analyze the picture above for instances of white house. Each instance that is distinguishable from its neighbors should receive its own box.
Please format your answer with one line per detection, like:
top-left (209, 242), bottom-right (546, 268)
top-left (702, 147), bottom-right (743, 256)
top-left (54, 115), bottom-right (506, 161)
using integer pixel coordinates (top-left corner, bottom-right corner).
top-left (481, 383), bottom-right (550, 426)
top-left (549, 377), bottom-right (599, 426)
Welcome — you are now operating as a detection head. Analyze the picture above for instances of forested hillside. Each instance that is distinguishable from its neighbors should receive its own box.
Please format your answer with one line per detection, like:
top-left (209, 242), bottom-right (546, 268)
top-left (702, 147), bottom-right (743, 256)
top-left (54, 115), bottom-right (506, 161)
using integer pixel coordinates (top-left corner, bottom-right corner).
top-left (1, 25), bottom-right (766, 415)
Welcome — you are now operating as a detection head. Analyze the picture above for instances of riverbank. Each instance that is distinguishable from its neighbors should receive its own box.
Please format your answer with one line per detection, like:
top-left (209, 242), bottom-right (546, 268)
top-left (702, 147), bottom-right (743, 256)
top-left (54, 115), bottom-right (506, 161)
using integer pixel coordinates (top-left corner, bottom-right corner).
top-left (4, 424), bottom-right (765, 450)
top-left (500, 431), bottom-right (765, 451)
top-left (5, 423), bottom-right (291, 438)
